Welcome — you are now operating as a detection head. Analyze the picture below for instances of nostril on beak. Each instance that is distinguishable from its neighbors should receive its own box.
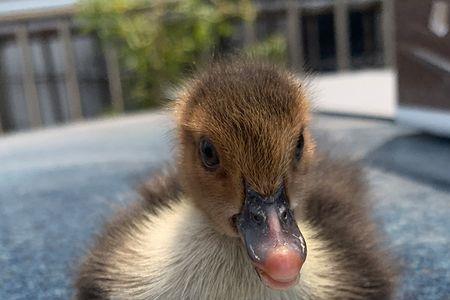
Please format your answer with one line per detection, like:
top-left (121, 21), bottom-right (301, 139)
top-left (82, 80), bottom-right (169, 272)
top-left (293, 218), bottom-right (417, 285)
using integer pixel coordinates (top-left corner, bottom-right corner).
top-left (280, 210), bottom-right (288, 223)
top-left (251, 211), bottom-right (265, 224)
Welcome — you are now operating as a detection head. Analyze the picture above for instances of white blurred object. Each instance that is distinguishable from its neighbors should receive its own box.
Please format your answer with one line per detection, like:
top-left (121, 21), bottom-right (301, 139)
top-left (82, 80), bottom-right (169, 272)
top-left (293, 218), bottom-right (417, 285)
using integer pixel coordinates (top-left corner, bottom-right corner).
top-left (311, 69), bottom-right (397, 119)
top-left (429, 0), bottom-right (449, 37)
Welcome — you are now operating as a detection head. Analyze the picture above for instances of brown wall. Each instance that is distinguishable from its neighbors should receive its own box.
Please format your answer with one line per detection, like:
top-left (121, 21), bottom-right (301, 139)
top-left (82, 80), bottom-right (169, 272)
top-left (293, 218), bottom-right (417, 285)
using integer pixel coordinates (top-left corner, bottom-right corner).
top-left (395, 0), bottom-right (450, 111)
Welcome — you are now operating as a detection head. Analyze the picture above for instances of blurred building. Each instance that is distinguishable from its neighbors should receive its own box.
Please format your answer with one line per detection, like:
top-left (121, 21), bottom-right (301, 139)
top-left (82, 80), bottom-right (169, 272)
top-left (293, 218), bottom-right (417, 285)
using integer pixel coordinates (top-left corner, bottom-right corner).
top-left (0, 0), bottom-right (394, 133)
top-left (0, 0), bottom-right (112, 133)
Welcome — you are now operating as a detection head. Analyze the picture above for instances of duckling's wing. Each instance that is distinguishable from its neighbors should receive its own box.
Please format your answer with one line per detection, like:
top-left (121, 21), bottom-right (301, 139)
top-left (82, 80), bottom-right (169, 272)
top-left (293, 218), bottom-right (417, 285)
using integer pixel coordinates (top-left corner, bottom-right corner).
top-left (296, 155), bottom-right (397, 299)
top-left (74, 167), bottom-right (182, 300)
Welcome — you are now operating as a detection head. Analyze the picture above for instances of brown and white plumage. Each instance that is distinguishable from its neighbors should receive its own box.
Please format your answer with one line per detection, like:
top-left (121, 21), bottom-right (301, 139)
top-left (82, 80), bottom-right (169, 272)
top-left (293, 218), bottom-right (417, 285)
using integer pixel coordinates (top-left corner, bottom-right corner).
top-left (75, 60), bottom-right (395, 300)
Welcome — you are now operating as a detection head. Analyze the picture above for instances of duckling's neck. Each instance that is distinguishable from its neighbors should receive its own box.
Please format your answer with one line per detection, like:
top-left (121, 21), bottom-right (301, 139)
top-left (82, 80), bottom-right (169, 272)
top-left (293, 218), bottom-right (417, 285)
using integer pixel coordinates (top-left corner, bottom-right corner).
top-left (156, 200), bottom-right (276, 299)
top-left (117, 198), bottom-right (335, 299)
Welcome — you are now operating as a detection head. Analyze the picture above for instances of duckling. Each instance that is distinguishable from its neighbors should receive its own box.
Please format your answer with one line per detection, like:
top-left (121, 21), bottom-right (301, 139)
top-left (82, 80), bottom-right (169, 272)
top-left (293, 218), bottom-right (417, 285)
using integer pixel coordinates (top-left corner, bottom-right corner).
top-left (75, 60), bottom-right (395, 299)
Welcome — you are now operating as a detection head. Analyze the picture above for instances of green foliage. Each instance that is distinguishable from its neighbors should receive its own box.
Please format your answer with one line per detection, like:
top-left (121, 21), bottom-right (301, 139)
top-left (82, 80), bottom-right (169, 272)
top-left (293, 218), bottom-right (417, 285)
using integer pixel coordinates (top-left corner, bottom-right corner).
top-left (78, 0), bottom-right (286, 109)
top-left (244, 34), bottom-right (287, 66)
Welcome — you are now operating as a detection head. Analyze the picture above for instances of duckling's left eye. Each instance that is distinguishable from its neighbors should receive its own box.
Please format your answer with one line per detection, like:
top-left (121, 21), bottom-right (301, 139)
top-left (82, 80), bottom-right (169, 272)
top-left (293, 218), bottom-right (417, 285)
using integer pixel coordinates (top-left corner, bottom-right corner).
top-left (295, 133), bottom-right (304, 162)
top-left (199, 138), bottom-right (220, 170)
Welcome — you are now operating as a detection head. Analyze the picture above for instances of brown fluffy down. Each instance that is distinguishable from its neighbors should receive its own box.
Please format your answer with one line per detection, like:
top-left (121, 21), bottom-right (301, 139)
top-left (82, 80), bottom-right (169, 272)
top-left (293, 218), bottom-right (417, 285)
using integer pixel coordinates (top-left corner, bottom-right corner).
top-left (74, 59), bottom-right (396, 300)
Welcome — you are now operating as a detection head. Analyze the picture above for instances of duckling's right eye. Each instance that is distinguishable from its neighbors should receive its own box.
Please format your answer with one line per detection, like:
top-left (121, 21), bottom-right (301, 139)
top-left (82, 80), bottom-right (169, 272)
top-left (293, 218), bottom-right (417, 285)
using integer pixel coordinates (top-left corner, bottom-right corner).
top-left (199, 138), bottom-right (220, 170)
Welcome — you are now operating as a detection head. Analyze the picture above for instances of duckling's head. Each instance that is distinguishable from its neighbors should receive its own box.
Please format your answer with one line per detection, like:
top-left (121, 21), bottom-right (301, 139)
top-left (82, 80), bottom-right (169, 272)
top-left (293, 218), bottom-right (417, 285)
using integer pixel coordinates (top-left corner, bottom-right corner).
top-left (174, 59), bottom-right (314, 290)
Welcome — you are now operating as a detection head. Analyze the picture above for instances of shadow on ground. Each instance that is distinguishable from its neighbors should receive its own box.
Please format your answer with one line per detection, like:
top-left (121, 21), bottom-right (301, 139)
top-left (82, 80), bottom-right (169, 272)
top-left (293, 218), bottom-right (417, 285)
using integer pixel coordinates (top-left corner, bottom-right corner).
top-left (365, 133), bottom-right (450, 190)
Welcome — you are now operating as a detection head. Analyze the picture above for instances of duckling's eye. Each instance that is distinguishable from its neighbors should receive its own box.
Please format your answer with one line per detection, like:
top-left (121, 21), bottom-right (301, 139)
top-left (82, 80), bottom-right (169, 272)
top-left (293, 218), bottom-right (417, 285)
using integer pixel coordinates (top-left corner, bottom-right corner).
top-left (295, 133), bottom-right (304, 162)
top-left (199, 138), bottom-right (220, 170)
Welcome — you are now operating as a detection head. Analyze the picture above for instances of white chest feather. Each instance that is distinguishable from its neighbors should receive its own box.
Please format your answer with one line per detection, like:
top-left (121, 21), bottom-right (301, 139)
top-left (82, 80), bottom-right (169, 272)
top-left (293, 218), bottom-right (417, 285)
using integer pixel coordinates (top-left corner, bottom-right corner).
top-left (108, 200), bottom-right (341, 300)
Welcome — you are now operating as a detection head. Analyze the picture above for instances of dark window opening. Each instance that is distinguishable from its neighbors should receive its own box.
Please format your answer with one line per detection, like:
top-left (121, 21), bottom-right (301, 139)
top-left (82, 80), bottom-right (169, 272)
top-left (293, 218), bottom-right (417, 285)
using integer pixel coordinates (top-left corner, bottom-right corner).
top-left (30, 31), bottom-right (67, 125)
top-left (0, 36), bottom-right (29, 131)
top-left (72, 32), bottom-right (111, 118)
top-left (302, 12), bottom-right (337, 72)
top-left (349, 4), bottom-right (383, 69)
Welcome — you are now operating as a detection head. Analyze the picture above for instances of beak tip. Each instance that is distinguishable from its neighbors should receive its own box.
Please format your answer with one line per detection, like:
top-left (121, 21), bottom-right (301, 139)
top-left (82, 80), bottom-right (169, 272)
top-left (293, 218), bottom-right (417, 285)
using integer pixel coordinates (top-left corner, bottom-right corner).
top-left (254, 246), bottom-right (304, 290)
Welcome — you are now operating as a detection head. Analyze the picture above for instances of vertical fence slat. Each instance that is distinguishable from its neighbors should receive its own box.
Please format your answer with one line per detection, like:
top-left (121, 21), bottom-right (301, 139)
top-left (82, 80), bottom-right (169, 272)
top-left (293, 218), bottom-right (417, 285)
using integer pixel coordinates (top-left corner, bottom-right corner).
top-left (334, 0), bottom-right (350, 70)
top-left (57, 19), bottom-right (82, 120)
top-left (16, 25), bottom-right (42, 128)
top-left (104, 47), bottom-right (124, 112)
top-left (381, 0), bottom-right (395, 67)
top-left (287, 1), bottom-right (303, 71)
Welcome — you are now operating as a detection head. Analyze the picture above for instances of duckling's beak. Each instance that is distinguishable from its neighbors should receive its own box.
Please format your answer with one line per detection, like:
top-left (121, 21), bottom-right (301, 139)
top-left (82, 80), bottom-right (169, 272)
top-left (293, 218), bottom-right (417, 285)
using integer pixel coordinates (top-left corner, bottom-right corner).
top-left (236, 183), bottom-right (306, 290)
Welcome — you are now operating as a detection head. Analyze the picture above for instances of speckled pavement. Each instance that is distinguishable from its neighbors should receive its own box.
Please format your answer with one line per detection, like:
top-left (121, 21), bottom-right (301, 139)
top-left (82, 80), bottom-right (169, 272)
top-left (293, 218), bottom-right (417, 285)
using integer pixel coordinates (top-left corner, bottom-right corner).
top-left (0, 112), bottom-right (449, 299)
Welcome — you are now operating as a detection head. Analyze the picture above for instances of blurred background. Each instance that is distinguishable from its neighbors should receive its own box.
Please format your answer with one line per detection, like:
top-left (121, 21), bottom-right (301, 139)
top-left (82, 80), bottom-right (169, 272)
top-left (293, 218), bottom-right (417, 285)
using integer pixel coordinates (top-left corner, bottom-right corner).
top-left (0, 0), bottom-right (449, 299)
top-left (0, 0), bottom-right (397, 131)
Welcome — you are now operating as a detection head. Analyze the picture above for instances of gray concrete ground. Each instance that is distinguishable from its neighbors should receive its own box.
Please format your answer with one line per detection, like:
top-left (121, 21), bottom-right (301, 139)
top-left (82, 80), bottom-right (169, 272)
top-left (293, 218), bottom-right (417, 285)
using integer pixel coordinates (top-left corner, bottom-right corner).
top-left (0, 111), bottom-right (449, 299)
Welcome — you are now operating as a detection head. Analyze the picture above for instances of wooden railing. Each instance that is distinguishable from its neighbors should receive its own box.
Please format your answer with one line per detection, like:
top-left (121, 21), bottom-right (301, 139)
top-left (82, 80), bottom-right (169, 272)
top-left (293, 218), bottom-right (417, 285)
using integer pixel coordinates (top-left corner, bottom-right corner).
top-left (250, 0), bottom-right (395, 72)
top-left (0, 0), bottom-right (395, 134)
top-left (0, 16), bottom-right (123, 133)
